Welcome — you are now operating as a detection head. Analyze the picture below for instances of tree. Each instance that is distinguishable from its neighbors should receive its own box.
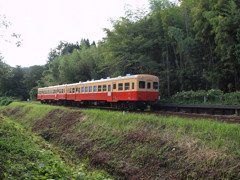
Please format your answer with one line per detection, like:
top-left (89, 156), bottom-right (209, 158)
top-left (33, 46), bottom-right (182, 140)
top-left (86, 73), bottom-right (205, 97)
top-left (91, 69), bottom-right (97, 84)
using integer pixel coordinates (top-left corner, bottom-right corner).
top-left (23, 65), bottom-right (44, 92)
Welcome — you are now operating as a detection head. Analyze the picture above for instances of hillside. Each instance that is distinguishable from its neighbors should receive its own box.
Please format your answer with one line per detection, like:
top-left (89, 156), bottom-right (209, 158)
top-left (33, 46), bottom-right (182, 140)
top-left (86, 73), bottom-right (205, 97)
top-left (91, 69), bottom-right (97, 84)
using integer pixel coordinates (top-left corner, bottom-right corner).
top-left (1, 102), bottom-right (240, 179)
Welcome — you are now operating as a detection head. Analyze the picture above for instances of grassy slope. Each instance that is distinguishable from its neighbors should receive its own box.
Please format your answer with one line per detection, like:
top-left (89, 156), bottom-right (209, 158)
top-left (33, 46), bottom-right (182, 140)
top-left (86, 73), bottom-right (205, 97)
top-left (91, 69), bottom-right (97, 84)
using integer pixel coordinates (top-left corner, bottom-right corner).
top-left (1, 102), bottom-right (240, 179)
top-left (0, 103), bottom-right (111, 180)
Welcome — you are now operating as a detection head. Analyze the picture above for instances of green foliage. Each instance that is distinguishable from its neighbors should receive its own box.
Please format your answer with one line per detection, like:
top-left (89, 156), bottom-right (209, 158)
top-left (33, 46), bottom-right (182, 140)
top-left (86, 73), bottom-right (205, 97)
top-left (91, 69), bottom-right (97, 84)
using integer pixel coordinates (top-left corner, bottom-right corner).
top-left (1, 0), bottom-right (240, 99)
top-left (2, 102), bottom-right (240, 179)
top-left (0, 114), bottom-right (112, 180)
top-left (42, 40), bottom-right (99, 86)
top-left (29, 87), bottom-right (38, 100)
top-left (0, 96), bottom-right (13, 106)
top-left (169, 89), bottom-right (240, 105)
top-left (0, 117), bottom-right (81, 179)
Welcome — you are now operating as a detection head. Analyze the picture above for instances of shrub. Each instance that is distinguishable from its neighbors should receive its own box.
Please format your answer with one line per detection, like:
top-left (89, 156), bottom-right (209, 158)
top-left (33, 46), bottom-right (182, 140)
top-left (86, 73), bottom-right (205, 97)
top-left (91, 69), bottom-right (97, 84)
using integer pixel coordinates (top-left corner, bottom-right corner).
top-left (0, 96), bottom-right (13, 106)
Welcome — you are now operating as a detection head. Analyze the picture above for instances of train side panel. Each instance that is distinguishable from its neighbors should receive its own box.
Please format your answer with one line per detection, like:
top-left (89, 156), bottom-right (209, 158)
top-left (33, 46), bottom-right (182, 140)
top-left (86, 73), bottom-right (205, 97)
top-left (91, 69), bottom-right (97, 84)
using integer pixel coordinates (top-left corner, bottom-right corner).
top-left (37, 74), bottom-right (159, 109)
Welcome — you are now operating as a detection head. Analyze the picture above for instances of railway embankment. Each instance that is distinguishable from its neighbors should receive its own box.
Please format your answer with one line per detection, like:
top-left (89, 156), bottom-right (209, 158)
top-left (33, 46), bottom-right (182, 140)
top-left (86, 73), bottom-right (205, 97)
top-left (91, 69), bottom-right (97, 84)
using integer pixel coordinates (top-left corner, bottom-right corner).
top-left (1, 102), bottom-right (240, 179)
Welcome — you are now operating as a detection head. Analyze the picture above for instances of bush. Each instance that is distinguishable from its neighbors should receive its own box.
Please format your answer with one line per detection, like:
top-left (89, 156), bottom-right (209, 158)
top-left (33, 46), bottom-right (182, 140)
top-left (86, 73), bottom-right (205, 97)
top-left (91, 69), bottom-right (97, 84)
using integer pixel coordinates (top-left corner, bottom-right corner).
top-left (167, 89), bottom-right (240, 105)
top-left (29, 87), bottom-right (38, 100)
top-left (0, 96), bottom-right (13, 106)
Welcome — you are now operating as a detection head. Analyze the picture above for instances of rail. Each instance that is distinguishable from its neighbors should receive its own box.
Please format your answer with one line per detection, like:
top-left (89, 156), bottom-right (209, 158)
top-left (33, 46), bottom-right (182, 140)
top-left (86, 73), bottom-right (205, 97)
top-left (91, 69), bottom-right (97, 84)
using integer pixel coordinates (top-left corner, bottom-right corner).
top-left (154, 103), bottom-right (240, 116)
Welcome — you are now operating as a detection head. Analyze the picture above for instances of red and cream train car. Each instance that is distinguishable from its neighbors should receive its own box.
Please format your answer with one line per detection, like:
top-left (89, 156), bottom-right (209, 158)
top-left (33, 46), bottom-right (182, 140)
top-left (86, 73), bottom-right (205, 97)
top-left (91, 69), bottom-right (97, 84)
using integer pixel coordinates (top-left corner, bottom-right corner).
top-left (37, 74), bottom-right (159, 110)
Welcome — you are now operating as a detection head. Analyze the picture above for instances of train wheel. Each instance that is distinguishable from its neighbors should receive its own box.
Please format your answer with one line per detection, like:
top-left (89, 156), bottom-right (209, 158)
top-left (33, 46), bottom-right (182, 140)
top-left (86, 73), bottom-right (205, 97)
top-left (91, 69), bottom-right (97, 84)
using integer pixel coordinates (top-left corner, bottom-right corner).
top-left (129, 102), bottom-right (136, 111)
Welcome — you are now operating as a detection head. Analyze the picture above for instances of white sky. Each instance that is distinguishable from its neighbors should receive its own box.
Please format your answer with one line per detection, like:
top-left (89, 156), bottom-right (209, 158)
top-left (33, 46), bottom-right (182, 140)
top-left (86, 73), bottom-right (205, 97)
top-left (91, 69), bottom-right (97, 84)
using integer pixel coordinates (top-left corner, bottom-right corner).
top-left (0, 0), bottom-right (150, 67)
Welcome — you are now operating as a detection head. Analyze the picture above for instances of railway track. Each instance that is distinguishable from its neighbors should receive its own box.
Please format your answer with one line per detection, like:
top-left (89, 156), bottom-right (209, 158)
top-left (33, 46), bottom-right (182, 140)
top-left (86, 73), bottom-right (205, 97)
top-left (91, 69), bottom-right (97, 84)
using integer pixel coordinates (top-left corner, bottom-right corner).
top-left (47, 102), bottom-right (240, 124)
top-left (67, 105), bottom-right (240, 124)
top-left (143, 111), bottom-right (240, 124)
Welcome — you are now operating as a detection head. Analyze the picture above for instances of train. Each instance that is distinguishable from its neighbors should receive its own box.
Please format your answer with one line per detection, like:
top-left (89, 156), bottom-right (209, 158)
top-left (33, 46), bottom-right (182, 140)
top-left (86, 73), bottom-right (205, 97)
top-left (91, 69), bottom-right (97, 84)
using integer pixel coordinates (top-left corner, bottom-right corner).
top-left (37, 74), bottom-right (159, 111)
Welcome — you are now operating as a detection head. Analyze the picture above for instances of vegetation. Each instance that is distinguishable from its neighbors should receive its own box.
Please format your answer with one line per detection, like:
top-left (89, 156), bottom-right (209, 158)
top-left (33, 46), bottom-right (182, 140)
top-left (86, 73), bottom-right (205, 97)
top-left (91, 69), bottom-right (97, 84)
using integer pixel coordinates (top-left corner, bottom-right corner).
top-left (162, 89), bottom-right (240, 105)
top-left (1, 102), bottom-right (240, 179)
top-left (0, 96), bottom-right (13, 106)
top-left (0, 108), bottom-right (111, 179)
top-left (1, 0), bottom-right (240, 101)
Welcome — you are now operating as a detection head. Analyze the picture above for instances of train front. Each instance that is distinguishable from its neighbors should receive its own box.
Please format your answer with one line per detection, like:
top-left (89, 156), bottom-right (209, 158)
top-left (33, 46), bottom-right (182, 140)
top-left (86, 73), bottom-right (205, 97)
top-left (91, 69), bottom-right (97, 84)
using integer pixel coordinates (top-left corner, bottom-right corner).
top-left (135, 74), bottom-right (159, 102)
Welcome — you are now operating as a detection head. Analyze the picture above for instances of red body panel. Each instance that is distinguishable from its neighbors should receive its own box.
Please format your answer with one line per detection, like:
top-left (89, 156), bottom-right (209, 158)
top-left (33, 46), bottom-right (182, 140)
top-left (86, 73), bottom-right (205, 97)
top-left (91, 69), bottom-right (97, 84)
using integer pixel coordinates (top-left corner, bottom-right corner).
top-left (38, 91), bottom-right (159, 102)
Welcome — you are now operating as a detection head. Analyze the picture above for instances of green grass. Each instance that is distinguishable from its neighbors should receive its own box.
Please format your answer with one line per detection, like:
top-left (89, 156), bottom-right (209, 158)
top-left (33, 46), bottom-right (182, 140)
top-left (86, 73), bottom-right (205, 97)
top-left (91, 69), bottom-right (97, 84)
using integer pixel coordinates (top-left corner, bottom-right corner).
top-left (81, 109), bottom-right (240, 154)
top-left (3, 102), bottom-right (240, 155)
top-left (0, 117), bottom-right (79, 179)
top-left (1, 102), bottom-right (240, 179)
top-left (0, 110), bottom-right (112, 180)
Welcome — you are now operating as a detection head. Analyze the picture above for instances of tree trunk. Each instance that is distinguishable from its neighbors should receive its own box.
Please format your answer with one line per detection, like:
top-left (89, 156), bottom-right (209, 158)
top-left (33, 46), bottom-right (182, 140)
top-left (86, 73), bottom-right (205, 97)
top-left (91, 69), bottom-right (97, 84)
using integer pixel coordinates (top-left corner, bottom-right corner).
top-left (166, 45), bottom-right (170, 97)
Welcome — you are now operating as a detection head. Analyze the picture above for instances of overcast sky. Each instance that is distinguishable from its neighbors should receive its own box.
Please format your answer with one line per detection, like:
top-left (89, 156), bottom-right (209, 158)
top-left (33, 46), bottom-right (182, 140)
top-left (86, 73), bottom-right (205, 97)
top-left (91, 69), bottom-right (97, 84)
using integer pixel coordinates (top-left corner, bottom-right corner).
top-left (0, 0), bottom-right (149, 67)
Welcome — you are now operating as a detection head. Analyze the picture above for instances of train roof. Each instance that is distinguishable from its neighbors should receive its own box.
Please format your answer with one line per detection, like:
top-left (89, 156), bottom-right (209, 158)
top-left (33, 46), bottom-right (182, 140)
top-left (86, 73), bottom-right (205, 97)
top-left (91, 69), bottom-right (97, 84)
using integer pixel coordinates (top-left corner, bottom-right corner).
top-left (38, 74), bottom-right (158, 90)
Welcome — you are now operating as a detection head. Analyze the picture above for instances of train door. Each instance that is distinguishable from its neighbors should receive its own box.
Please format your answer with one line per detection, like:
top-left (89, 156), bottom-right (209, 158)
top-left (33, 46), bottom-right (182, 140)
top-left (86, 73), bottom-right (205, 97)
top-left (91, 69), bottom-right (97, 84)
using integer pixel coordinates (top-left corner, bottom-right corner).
top-left (112, 82), bottom-right (117, 102)
top-left (73, 86), bottom-right (76, 101)
top-left (146, 80), bottom-right (152, 100)
top-left (55, 88), bottom-right (58, 100)
top-left (107, 83), bottom-right (112, 101)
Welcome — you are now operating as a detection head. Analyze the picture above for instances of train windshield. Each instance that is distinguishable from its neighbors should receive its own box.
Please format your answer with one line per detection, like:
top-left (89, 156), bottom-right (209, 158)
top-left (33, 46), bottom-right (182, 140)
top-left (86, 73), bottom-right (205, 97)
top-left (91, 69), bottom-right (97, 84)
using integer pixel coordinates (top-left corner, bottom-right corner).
top-left (153, 82), bottom-right (159, 89)
top-left (139, 81), bottom-right (145, 89)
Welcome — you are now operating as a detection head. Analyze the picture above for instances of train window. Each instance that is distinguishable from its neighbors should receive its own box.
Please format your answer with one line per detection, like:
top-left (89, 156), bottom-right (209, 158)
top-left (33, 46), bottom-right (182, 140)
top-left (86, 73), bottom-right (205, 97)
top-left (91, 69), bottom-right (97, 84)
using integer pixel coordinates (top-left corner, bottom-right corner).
top-left (76, 88), bottom-right (78, 93)
top-left (118, 83), bottom-right (123, 91)
top-left (108, 85), bottom-right (111, 91)
top-left (147, 82), bottom-right (151, 89)
top-left (153, 82), bottom-right (159, 89)
top-left (94, 86), bottom-right (97, 92)
top-left (98, 85), bottom-right (102, 92)
top-left (72, 88), bottom-right (75, 93)
top-left (103, 85), bottom-right (106, 92)
top-left (113, 83), bottom-right (116, 90)
top-left (139, 81), bottom-right (145, 89)
top-left (85, 86), bottom-right (88, 92)
top-left (89, 86), bottom-right (92, 92)
top-left (48, 90), bottom-right (49, 94)
top-left (125, 83), bottom-right (130, 90)
top-left (82, 87), bottom-right (84, 93)
top-left (132, 82), bottom-right (135, 90)
top-left (78, 87), bottom-right (81, 93)
top-left (70, 88), bottom-right (72, 93)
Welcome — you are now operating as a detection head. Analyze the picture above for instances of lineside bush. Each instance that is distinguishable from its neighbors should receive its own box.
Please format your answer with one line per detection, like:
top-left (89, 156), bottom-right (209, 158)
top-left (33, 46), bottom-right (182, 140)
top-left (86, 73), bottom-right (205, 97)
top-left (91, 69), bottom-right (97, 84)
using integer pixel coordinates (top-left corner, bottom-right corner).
top-left (0, 96), bottom-right (13, 106)
top-left (163, 89), bottom-right (240, 105)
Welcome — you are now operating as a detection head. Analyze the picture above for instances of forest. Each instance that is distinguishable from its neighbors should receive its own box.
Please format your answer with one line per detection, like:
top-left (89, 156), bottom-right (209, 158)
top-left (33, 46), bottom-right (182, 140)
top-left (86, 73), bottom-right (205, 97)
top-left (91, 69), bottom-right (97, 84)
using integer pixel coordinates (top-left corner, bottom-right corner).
top-left (0, 0), bottom-right (240, 100)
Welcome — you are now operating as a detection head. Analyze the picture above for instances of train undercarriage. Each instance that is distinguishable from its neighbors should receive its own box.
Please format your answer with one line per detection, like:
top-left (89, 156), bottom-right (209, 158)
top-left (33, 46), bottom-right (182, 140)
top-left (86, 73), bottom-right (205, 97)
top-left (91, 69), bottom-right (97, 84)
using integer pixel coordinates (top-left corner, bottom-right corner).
top-left (41, 99), bottom-right (153, 111)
